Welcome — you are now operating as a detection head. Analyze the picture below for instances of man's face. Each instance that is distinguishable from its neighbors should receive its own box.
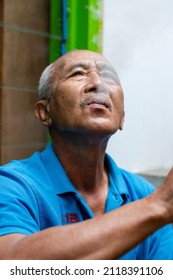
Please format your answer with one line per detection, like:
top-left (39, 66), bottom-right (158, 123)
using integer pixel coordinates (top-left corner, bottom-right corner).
top-left (48, 50), bottom-right (124, 137)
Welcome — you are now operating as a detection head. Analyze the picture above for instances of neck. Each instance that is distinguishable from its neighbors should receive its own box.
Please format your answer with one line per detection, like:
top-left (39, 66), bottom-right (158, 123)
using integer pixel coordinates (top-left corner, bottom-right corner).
top-left (52, 132), bottom-right (109, 193)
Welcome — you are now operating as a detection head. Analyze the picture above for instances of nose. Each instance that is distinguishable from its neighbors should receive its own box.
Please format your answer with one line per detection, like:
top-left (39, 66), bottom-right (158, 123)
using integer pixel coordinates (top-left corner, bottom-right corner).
top-left (84, 71), bottom-right (107, 94)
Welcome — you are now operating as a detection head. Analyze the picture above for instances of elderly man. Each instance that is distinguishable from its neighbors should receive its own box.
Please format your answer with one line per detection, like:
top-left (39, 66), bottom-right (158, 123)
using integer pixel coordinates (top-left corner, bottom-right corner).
top-left (0, 50), bottom-right (173, 260)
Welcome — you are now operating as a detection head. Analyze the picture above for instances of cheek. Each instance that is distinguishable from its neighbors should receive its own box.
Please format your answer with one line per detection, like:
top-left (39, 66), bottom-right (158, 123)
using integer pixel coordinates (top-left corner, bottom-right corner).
top-left (50, 87), bottom-right (82, 122)
top-left (112, 91), bottom-right (124, 115)
top-left (53, 87), bottom-right (78, 111)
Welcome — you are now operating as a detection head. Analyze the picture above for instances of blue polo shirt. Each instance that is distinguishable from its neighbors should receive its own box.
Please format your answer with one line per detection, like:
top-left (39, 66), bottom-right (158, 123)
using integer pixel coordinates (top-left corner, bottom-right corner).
top-left (0, 143), bottom-right (172, 259)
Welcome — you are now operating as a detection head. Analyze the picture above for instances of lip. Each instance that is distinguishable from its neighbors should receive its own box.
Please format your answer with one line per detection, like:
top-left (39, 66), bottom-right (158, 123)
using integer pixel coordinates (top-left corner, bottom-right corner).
top-left (80, 95), bottom-right (112, 111)
top-left (87, 103), bottom-right (107, 109)
top-left (86, 99), bottom-right (111, 109)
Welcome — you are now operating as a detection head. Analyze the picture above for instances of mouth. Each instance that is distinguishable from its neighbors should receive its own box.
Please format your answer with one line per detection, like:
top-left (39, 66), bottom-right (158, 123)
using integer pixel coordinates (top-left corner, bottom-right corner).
top-left (87, 100), bottom-right (110, 109)
top-left (80, 96), bottom-right (111, 111)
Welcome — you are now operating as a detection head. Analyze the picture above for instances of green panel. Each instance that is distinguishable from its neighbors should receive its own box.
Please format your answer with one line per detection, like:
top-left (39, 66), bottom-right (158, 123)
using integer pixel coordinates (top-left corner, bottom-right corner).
top-left (67, 0), bottom-right (102, 53)
top-left (67, 0), bottom-right (88, 51)
top-left (87, 0), bottom-right (103, 52)
top-left (50, 0), bottom-right (62, 62)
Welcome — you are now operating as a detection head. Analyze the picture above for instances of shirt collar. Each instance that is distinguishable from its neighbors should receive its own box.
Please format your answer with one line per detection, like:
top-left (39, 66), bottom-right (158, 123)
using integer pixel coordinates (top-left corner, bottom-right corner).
top-left (105, 154), bottom-right (130, 202)
top-left (40, 143), bottom-right (129, 201)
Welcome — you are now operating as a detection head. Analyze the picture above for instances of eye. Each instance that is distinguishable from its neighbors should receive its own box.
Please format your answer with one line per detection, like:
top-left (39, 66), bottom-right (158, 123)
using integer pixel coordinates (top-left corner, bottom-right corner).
top-left (101, 72), bottom-right (119, 83)
top-left (71, 71), bottom-right (85, 77)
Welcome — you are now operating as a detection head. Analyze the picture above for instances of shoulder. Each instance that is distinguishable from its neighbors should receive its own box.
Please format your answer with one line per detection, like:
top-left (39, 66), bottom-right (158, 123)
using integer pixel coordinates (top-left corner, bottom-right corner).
top-left (0, 144), bottom-right (53, 185)
top-left (0, 147), bottom-right (50, 200)
top-left (0, 151), bottom-right (41, 183)
top-left (0, 155), bottom-right (39, 201)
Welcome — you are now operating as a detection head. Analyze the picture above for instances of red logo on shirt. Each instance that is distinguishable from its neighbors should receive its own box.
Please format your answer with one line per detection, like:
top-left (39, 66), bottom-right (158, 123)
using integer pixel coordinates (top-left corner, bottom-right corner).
top-left (65, 213), bottom-right (78, 223)
top-left (69, 213), bottom-right (78, 223)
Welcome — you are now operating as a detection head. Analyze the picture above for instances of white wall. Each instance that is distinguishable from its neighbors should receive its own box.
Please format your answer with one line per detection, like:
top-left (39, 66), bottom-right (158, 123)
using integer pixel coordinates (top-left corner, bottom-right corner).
top-left (102, 0), bottom-right (173, 175)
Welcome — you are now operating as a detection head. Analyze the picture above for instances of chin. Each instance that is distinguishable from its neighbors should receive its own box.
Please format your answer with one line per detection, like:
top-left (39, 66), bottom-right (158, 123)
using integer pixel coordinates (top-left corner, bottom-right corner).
top-left (83, 122), bottom-right (118, 136)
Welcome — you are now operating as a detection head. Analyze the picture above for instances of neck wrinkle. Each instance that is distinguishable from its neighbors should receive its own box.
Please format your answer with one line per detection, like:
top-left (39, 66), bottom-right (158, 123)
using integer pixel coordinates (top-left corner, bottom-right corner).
top-left (52, 133), bottom-right (109, 194)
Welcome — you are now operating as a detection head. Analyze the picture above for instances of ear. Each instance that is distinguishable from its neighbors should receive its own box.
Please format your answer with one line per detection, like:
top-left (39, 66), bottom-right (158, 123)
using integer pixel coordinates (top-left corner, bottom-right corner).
top-left (119, 111), bottom-right (125, 130)
top-left (34, 100), bottom-right (52, 127)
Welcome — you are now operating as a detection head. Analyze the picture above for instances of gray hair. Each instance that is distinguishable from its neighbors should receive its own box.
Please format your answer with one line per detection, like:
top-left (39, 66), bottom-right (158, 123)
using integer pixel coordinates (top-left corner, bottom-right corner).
top-left (38, 63), bottom-right (54, 100)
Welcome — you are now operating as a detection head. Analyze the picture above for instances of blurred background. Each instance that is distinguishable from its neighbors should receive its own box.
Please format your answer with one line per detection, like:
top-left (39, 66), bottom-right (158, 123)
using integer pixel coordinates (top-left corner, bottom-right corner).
top-left (0, 0), bottom-right (172, 186)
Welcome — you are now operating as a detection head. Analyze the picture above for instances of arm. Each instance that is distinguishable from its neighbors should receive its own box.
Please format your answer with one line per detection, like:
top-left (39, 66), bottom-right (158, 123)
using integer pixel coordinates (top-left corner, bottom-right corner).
top-left (0, 169), bottom-right (172, 260)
